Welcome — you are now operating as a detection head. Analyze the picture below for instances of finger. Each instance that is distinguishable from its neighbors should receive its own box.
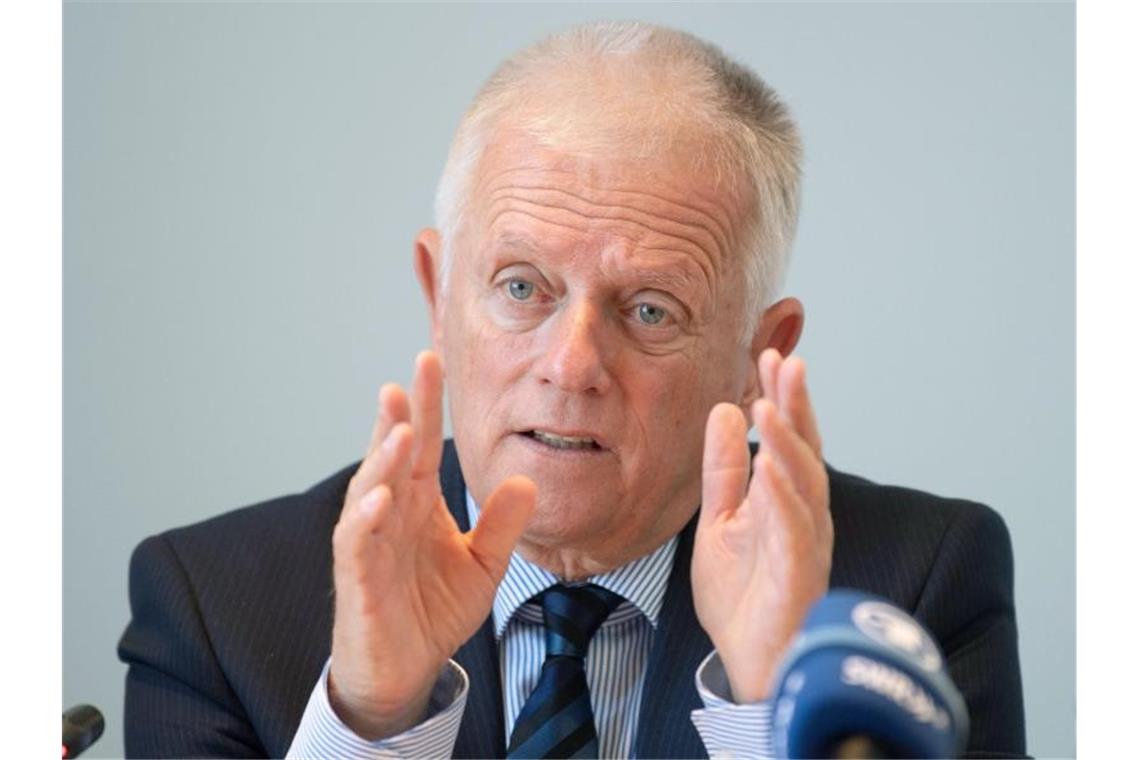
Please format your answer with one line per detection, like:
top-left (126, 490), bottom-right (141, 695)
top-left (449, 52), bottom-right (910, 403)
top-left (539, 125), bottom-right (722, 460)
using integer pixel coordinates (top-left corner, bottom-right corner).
top-left (753, 398), bottom-right (821, 503)
top-left (347, 421), bottom-right (415, 505)
top-left (364, 384), bottom-right (412, 457)
top-left (759, 348), bottom-right (784, 409)
top-left (777, 356), bottom-right (823, 458)
top-left (380, 422), bottom-right (416, 493)
top-left (755, 398), bottom-right (830, 539)
top-left (349, 484), bottom-right (394, 536)
top-left (410, 351), bottom-right (445, 479)
top-left (333, 484), bottom-right (394, 575)
top-left (750, 450), bottom-right (815, 540)
top-left (700, 403), bottom-right (750, 529)
top-left (467, 476), bottom-right (537, 578)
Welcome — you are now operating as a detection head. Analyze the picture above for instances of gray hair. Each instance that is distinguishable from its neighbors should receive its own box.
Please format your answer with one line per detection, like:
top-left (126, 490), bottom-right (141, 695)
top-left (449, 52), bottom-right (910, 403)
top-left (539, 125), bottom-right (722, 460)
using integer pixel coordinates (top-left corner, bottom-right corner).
top-left (433, 20), bottom-right (803, 331)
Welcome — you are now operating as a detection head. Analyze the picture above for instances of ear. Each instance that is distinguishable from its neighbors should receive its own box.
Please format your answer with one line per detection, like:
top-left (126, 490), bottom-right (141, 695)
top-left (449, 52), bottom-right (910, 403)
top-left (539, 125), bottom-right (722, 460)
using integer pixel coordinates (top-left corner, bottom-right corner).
top-left (413, 228), bottom-right (446, 360)
top-left (740, 296), bottom-right (805, 407)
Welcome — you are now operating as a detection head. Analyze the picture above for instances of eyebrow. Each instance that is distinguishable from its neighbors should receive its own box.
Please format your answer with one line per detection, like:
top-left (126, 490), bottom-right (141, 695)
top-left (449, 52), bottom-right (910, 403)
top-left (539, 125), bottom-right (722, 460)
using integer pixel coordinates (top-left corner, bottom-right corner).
top-left (492, 231), bottom-right (547, 256)
top-left (630, 264), bottom-right (704, 296)
top-left (491, 233), bottom-right (709, 303)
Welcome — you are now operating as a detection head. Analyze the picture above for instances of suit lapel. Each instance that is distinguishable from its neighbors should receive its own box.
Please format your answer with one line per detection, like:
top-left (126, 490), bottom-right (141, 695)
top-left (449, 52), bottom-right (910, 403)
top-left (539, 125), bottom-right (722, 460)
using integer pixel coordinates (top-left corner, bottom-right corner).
top-left (633, 513), bottom-right (711, 759)
top-left (440, 442), bottom-right (507, 758)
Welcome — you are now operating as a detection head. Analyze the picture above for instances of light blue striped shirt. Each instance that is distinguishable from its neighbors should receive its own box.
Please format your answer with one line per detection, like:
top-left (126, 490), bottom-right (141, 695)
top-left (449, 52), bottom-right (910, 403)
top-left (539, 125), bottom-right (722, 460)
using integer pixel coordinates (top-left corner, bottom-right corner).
top-left (484, 491), bottom-right (679, 759)
top-left (288, 491), bottom-right (773, 758)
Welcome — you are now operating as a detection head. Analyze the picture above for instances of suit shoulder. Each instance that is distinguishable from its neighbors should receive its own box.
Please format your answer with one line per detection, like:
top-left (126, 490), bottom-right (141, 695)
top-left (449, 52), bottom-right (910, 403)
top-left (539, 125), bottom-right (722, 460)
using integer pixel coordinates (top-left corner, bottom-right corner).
top-left (137, 460), bottom-right (360, 576)
top-left (122, 462), bottom-right (363, 756)
top-left (828, 465), bottom-right (1006, 535)
top-left (826, 465), bottom-right (1012, 610)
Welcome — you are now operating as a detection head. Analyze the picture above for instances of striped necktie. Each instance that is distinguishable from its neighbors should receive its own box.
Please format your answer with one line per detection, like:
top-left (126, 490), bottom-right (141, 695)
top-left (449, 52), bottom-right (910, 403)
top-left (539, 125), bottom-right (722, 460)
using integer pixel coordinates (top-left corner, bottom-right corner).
top-left (506, 583), bottom-right (624, 759)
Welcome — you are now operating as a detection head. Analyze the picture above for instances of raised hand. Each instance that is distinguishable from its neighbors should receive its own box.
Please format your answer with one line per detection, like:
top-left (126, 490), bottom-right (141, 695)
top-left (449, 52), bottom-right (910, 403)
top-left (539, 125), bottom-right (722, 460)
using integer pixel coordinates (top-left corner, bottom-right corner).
top-left (328, 351), bottom-right (536, 739)
top-left (691, 348), bottom-right (832, 703)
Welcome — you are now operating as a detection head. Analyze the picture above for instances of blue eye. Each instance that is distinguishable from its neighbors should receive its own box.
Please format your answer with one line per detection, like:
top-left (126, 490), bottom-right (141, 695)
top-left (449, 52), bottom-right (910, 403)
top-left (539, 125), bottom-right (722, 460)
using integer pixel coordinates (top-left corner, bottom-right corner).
top-left (637, 303), bottom-right (667, 325)
top-left (507, 279), bottom-right (534, 301)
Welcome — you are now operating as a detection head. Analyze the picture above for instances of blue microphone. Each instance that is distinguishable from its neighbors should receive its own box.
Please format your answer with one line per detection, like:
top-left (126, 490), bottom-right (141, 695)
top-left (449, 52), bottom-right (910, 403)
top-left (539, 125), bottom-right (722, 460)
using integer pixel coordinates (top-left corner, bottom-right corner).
top-left (772, 589), bottom-right (969, 759)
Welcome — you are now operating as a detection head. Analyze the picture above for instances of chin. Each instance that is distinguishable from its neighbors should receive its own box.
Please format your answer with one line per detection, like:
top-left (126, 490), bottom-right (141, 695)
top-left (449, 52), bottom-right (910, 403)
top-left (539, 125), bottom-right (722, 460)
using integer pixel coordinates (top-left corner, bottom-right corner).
top-left (523, 494), bottom-right (616, 548)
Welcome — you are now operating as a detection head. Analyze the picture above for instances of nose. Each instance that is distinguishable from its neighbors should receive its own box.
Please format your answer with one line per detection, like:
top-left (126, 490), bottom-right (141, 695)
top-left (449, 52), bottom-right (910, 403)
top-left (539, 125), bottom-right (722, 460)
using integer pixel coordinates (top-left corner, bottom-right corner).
top-left (533, 299), bottom-right (613, 396)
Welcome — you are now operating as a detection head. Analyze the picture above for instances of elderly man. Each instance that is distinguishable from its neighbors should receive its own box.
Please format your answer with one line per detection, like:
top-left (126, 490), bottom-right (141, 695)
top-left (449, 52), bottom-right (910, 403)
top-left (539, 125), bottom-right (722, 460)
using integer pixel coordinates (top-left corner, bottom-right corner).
top-left (119, 21), bottom-right (1025, 759)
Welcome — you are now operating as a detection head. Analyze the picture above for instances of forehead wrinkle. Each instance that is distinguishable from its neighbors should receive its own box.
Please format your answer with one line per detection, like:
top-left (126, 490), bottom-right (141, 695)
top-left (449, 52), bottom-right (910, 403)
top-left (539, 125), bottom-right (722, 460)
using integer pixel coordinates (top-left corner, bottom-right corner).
top-left (484, 177), bottom-right (729, 269)
top-left (484, 180), bottom-right (719, 247)
top-left (507, 183), bottom-right (735, 274)
top-left (485, 166), bottom-right (739, 260)
top-left (484, 191), bottom-right (719, 291)
top-left (610, 186), bottom-right (737, 269)
top-left (486, 199), bottom-right (717, 298)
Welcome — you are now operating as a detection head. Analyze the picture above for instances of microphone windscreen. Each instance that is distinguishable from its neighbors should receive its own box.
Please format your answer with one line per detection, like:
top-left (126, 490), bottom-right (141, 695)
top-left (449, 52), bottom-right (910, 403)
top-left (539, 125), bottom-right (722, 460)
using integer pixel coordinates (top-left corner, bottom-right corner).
top-left (63, 704), bottom-right (104, 759)
top-left (773, 590), bottom-right (968, 759)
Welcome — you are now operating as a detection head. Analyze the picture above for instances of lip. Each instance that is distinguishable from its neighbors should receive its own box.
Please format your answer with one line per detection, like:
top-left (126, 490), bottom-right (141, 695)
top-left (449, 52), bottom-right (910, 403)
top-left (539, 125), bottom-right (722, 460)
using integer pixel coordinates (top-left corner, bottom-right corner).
top-left (513, 429), bottom-right (611, 455)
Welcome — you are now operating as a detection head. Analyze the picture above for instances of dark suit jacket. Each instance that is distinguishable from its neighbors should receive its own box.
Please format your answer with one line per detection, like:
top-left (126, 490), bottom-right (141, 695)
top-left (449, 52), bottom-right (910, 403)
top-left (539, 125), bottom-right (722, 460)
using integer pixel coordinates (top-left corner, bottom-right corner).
top-left (118, 440), bottom-right (1026, 758)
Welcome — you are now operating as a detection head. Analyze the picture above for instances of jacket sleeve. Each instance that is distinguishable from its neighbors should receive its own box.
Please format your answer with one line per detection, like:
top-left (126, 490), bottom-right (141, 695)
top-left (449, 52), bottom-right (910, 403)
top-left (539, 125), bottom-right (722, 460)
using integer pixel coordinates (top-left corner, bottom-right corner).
top-left (118, 534), bottom-right (266, 758)
top-left (913, 502), bottom-right (1028, 759)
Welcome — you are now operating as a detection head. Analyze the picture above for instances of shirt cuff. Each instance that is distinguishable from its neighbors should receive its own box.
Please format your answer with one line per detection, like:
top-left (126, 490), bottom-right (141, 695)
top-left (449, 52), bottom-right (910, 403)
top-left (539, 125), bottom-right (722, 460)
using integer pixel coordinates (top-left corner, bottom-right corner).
top-left (286, 657), bottom-right (468, 759)
top-left (690, 650), bottom-right (776, 760)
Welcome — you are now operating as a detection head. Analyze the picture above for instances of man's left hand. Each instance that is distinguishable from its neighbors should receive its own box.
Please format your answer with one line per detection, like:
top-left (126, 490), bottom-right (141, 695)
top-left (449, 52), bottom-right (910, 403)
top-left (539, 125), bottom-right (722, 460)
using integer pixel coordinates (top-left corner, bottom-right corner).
top-left (691, 349), bottom-right (833, 703)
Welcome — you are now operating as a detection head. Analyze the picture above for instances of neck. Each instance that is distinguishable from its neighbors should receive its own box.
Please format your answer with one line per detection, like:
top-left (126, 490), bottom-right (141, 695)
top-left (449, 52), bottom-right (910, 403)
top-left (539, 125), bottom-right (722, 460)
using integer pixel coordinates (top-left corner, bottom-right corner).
top-left (515, 505), bottom-right (696, 580)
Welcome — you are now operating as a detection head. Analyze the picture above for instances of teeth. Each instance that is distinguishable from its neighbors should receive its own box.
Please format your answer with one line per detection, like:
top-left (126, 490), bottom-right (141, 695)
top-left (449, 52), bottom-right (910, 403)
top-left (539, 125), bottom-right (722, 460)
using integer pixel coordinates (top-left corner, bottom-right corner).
top-left (532, 430), bottom-right (598, 450)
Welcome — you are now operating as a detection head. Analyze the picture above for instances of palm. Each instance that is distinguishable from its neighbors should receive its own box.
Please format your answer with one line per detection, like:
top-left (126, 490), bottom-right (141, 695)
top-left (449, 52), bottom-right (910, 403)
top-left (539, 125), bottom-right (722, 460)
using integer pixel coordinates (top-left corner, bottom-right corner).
top-left (329, 352), bottom-right (535, 737)
top-left (692, 351), bottom-right (831, 703)
top-left (693, 491), bottom-right (825, 673)
top-left (389, 491), bottom-right (504, 668)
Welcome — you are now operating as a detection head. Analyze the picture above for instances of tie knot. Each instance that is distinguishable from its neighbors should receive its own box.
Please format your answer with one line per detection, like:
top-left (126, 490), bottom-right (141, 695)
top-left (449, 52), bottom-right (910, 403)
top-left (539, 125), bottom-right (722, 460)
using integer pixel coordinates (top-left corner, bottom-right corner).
top-left (540, 584), bottom-right (624, 659)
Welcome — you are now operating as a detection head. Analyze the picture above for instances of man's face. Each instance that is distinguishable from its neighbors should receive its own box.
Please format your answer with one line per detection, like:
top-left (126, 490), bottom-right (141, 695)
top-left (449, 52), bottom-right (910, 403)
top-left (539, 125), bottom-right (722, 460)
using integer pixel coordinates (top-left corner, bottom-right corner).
top-left (429, 129), bottom-right (758, 567)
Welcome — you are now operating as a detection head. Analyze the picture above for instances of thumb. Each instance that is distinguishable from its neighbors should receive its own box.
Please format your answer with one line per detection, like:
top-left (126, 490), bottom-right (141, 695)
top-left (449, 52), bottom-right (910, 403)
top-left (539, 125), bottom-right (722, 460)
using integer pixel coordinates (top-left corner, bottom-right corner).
top-left (468, 475), bottom-right (536, 577)
top-left (700, 403), bottom-right (750, 530)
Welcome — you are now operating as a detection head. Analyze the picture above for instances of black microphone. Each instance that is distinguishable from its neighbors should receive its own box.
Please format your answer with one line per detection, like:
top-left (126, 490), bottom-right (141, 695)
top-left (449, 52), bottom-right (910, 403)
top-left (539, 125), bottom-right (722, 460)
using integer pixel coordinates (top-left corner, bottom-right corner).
top-left (771, 590), bottom-right (969, 759)
top-left (63, 704), bottom-right (104, 759)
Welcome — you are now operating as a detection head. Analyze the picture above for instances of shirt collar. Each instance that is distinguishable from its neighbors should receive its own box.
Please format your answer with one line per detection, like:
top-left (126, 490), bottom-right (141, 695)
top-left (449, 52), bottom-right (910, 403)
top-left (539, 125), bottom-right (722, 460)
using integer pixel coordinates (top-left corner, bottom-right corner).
top-left (465, 490), bottom-right (679, 639)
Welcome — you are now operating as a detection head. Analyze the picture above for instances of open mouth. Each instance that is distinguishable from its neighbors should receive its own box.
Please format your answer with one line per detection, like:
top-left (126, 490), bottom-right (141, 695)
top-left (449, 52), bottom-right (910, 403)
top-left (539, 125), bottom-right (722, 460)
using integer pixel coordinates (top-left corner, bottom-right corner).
top-left (523, 430), bottom-right (604, 451)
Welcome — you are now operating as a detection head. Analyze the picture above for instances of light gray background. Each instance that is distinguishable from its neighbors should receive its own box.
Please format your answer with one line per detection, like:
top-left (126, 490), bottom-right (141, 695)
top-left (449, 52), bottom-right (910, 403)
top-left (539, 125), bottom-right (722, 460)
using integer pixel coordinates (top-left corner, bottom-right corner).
top-left (64, 2), bottom-right (1074, 757)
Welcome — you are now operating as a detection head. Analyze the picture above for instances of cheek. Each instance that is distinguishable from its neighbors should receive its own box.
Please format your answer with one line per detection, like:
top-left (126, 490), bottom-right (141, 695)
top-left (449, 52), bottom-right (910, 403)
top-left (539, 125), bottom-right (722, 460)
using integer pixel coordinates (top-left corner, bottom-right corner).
top-left (621, 355), bottom-right (705, 453)
top-left (443, 298), bottom-right (529, 417)
top-left (626, 344), bottom-right (744, 459)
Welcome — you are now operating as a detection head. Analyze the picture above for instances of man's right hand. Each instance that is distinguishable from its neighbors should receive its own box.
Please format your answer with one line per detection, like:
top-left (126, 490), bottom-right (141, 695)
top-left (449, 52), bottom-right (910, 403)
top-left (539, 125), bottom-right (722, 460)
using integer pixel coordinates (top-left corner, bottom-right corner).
top-left (328, 350), bottom-right (536, 740)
